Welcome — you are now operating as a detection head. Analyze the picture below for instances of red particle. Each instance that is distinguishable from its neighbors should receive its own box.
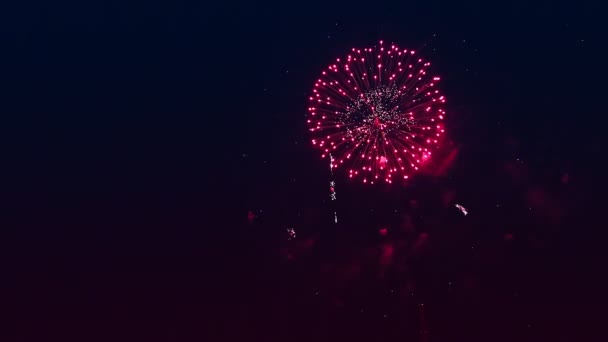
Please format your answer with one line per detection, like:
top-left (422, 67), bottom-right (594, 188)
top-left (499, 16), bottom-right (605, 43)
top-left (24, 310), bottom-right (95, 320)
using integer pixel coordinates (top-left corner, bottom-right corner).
top-left (247, 210), bottom-right (256, 223)
top-left (380, 244), bottom-right (394, 266)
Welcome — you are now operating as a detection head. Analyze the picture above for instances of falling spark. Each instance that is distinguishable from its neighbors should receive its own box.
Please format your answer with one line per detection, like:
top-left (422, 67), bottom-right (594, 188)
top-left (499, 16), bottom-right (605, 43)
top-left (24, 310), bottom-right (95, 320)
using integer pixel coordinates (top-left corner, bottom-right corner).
top-left (455, 204), bottom-right (468, 216)
top-left (329, 153), bottom-right (338, 223)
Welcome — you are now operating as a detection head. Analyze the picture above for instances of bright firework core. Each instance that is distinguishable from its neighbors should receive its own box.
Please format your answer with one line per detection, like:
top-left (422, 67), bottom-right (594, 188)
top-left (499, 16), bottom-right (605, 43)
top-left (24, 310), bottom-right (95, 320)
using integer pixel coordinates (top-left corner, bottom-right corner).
top-left (346, 85), bottom-right (414, 136)
top-left (307, 41), bottom-right (447, 184)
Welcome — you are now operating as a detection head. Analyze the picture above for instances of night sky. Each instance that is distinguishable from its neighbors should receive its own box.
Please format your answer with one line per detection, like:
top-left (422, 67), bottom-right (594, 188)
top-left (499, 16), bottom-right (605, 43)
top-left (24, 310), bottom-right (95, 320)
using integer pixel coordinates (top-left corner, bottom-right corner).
top-left (3, 1), bottom-right (606, 341)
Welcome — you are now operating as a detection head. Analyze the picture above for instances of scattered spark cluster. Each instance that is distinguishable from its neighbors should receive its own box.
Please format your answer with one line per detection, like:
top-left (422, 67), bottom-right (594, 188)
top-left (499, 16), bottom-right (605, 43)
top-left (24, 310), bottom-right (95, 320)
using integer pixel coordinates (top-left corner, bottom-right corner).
top-left (286, 227), bottom-right (296, 240)
top-left (307, 41), bottom-right (447, 184)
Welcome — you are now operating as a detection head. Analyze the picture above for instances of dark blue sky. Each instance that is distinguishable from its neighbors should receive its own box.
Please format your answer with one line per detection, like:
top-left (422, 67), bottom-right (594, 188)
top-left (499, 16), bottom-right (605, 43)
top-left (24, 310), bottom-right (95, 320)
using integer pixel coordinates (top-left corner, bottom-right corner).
top-left (4, 1), bottom-right (602, 193)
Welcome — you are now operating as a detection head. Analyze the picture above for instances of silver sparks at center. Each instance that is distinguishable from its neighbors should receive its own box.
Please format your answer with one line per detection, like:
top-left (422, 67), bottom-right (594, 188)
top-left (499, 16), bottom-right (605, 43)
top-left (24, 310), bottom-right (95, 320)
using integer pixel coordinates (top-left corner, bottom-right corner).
top-left (344, 85), bottom-right (416, 140)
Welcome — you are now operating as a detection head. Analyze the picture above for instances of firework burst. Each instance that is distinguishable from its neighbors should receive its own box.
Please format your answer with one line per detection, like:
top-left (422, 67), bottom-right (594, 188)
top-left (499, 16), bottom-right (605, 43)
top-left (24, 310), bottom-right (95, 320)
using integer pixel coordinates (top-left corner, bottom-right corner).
top-left (307, 41), bottom-right (447, 184)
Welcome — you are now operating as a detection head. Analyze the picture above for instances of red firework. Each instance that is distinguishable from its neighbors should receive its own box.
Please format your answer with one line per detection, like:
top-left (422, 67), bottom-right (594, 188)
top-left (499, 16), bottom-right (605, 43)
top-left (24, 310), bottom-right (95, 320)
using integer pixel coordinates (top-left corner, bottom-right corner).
top-left (307, 41), bottom-right (447, 184)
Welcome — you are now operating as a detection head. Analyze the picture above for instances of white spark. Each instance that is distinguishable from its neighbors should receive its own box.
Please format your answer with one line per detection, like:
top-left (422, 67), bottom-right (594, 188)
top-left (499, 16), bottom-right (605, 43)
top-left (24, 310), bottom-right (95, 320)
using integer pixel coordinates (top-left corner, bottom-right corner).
top-left (286, 228), bottom-right (296, 240)
top-left (455, 204), bottom-right (468, 216)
